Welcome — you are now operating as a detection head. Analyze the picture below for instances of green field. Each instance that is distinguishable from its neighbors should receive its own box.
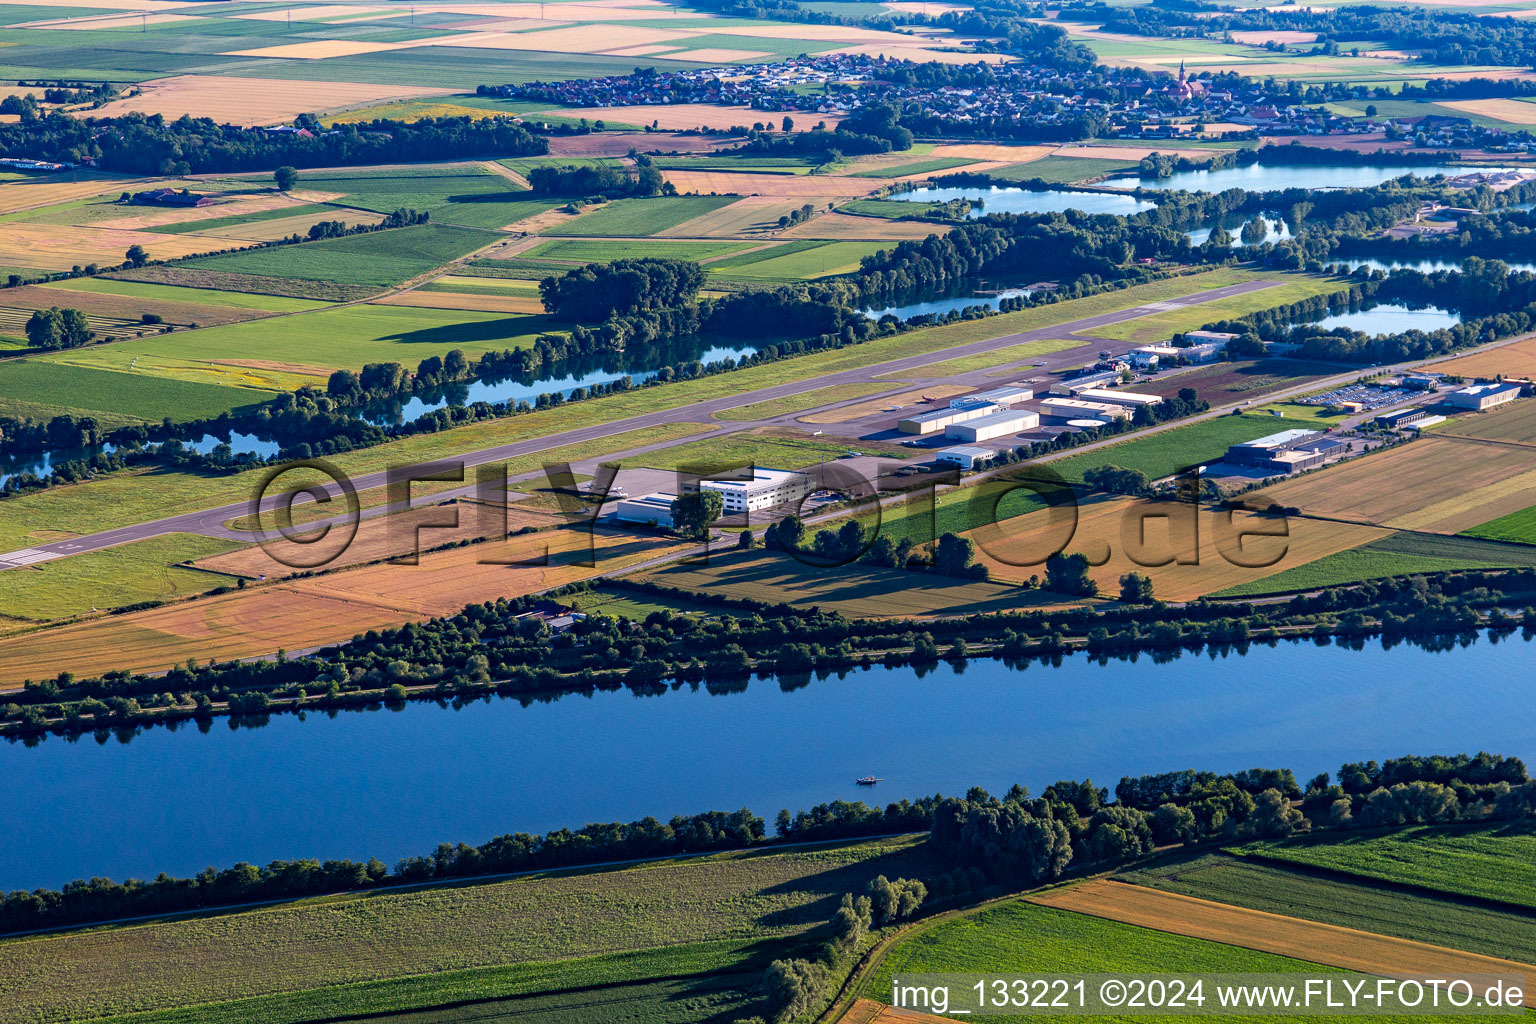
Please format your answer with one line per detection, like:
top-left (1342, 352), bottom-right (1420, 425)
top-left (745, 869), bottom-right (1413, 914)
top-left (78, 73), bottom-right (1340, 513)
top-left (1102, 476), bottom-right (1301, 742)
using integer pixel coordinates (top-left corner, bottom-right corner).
top-left (1050, 413), bottom-right (1287, 483)
top-left (849, 157), bottom-right (975, 179)
top-left (0, 836), bottom-right (932, 1024)
top-left (1210, 531), bottom-right (1536, 597)
top-left (868, 900), bottom-right (1356, 1009)
top-left (174, 224), bottom-right (501, 287)
top-left (1233, 822), bottom-right (1536, 910)
top-left (654, 154), bottom-right (824, 175)
top-left (520, 238), bottom-right (757, 264)
top-left (714, 382), bottom-right (892, 421)
top-left (141, 203), bottom-right (338, 235)
top-left (1462, 503), bottom-right (1536, 546)
top-left (991, 156), bottom-right (1140, 183)
top-left (53, 303), bottom-right (553, 387)
top-left (37, 277), bottom-right (329, 313)
top-left (892, 338), bottom-right (1083, 378)
top-left (706, 240), bottom-right (885, 281)
top-left (0, 359), bottom-right (269, 421)
top-left (1086, 276), bottom-right (1352, 344)
top-left (0, 533), bottom-right (239, 622)
top-left (541, 196), bottom-right (739, 237)
top-left (633, 430), bottom-right (909, 472)
top-left (1119, 852), bottom-right (1536, 965)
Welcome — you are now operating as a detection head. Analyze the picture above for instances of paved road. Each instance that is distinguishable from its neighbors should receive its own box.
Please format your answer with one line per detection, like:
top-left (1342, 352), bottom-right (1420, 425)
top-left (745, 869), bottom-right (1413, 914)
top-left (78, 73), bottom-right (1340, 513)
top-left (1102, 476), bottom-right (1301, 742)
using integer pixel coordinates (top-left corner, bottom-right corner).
top-left (0, 280), bottom-right (1279, 570)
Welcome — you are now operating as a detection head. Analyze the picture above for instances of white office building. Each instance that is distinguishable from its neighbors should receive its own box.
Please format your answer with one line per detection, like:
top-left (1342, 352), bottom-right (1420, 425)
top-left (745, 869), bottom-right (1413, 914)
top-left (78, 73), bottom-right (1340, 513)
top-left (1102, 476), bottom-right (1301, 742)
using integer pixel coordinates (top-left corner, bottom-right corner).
top-left (936, 445), bottom-right (995, 470)
top-left (1129, 345), bottom-right (1181, 369)
top-left (700, 468), bottom-right (811, 514)
top-left (945, 409), bottom-right (1040, 442)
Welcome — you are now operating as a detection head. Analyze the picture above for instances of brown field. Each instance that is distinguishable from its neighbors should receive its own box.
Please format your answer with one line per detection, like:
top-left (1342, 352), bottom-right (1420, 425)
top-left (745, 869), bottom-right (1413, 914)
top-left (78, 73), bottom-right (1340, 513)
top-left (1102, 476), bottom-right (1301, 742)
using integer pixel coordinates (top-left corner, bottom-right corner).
top-left (662, 196), bottom-right (818, 237)
top-left (1433, 399), bottom-right (1536, 443)
top-left (660, 169), bottom-right (875, 201)
top-left (800, 384), bottom-right (972, 423)
top-left (86, 75), bottom-right (459, 126)
top-left (1432, 336), bottom-right (1536, 379)
top-left (223, 39), bottom-right (430, 59)
top-left (1031, 880), bottom-right (1536, 987)
top-left (0, 284), bottom-right (268, 326)
top-left (0, 175), bottom-right (143, 217)
top-left (536, 103), bottom-right (831, 132)
top-left (102, 193), bottom-right (304, 230)
top-left (930, 142), bottom-right (1055, 162)
top-left (1126, 358), bottom-right (1339, 402)
top-left (1252, 436), bottom-right (1536, 533)
top-left (0, 528), bottom-right (688, 683)
top-left (1, 223), bottom-right (250, 272)
top-left (371, 290), bottom-right (545, 313)
top-left (1441, 98), bottom-right (1536, 124)
top-left (781, 211), bottom-right (947, 240)
top-left (545, 132), bottom-right (731, 156)
top-left (636, 548), bottom-right (1077, 618)
top-left (842, 999), bottom-right (953, 1024)
top-left (1229, 29), bottom-right (1317, 43)
top-left (963, 496), bottom-right (1390, 601)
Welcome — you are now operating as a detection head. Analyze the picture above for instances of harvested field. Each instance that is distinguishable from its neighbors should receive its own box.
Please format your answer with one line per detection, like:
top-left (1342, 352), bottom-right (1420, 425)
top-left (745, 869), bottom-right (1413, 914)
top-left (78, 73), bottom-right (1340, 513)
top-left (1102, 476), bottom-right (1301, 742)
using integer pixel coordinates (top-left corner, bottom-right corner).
top-left (1441, 98), bottom-right (1536, 124)
top-left (235, 4), bottom-right (395, 20)
top-left (636, 548), bottom-right (1072, 618)
top-left (534, 103), bottom-right (822, 132)
top-left (0, 528), bottom-right (689, 683)
top-left (544, 131), bottom-right (732, 157)
top-left (1, 223), bottom-right (249, 272)
top-left (658, 195), bottom-right (810, 236)
top-left (841, 1000), bottom-right (952, 1024)
top-left (1252, 437), bottom-right (1536, 534)
top-left (39, 9), bottom-right (194, 27)
top-left (1434, 399), bottom-right (1536, 443)
top-left (779, 211), bottom-right (947, 240)
top-left (180, 208), bottom-right (388, 242)
top-left (106, 267), bottom-right (379, 301)
top-left (447, 24), bottom-right (701, 52)
top-left (658, 169), bottom-right (875, 200)
top-left (1230, 29), bottom-right (1317, 43)
top-left (85, 75), bottom-right (459, 126)
top-left (963, 496), bottom-right (1391, 601)
top-left (222, 39), bottom-right (434, 59)
top-left (1431, 335), bottom-right (1536, 380)
top-left (0, 173), bottom-right (139, 217)
top-left (370, 289), bottom-right (545, 313)
top-left (800, 384), bottom-right (972, 423)
top-left (0, 283), bottom-right (270, 327)
top-left (103, 193), bottom-right (308, 231)
top-left (1029, 880), bottom-right (1536, 987)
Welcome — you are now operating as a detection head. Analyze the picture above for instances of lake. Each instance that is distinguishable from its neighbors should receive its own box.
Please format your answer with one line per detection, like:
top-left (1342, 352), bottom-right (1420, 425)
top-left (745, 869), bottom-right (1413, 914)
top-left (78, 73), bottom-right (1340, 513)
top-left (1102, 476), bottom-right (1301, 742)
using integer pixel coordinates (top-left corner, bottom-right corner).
top-left (4, 632), bottom-right (1535, 890)
top-left (890, 186), bottom-right (1157, 217)
top-left (0, 432), bottom-right (275, 489)
top-left (863, 286), bottom-right (1037, 321)
top-left (1307, 303), bottom-right (1462, 335)
top-left (1336, 256), bottom-right (1536, 275)
top-left (1101, 163), bottom-right (1530, 193)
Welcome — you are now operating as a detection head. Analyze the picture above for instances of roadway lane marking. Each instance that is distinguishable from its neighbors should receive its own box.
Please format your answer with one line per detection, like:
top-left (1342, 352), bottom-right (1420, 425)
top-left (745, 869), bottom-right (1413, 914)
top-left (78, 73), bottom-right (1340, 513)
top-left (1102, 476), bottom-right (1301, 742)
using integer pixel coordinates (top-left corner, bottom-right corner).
top-left (0, 548), bottom-right (59, 569)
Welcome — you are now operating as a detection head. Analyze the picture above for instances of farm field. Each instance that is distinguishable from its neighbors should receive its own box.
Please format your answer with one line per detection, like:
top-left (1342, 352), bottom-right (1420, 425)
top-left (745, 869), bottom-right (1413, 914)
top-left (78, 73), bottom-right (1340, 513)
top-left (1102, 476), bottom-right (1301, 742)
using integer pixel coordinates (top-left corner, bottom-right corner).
top-left (1047, 412), bottom-right (1292, 483)
top-left (1432, 398), bottom-right (1536, 444)
top-left (1028, 879), bottom-right (1535, 985)
top-left (1118, 852), bottom-right (1536, 965)
top-left (520, 237), bottom-right (758, 263)
top-left (0, 533), bottom-right (240, 626)
top-left (778, 210), bottom-right (946, 241)
top-left (47, 302), bottom-right (555, 388)
top-left (540, 196), bottom-right (740, 237)
top-left (1432, 334), bottom-right (1536, 379)
top-left (705, 240), bottom-right (888, 281)
top-left (0, 524), bottom-right (695, 682)
top-left (37, 275), bottom-right (331, 313)
top-left (0, 835), bottom-right (935, 1024)
top-left (1251, 436), bottom-right (1536, 534)
top-left (171, 223), bottom-right (503, 286)
top-left (635, 548), bottom-right (1077, 618)
top-left (886, 338), bottom-right (1090, 379)
top-left (988, 154), bottom-right (1140, 183)
top-left (963, 496), bottom-right (1392, 601)
top-left (713, 382), bottom-right (893, 421)
top-left (1462, 502), bottom-right (1536, 545)
top-left (103, 266), bottom-right (384, 302)
top-left (0, 358), bottom-right (272, 421)
top-left (1210, 530), bottom-right (1536, 596)
top-left (1233, 822), bottom-right (1536, 911)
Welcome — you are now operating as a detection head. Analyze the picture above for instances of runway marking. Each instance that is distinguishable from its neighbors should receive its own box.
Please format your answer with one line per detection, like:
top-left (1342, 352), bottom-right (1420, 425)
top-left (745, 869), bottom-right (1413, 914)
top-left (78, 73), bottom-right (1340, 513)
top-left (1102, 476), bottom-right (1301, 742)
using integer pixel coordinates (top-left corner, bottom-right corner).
top-left (0, 548), bottom-right (60, 569)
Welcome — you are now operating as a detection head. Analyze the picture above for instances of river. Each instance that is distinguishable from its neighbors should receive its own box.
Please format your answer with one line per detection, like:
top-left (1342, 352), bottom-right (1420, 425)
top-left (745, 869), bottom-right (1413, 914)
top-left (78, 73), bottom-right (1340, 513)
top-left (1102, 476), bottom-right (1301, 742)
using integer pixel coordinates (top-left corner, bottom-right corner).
top-left (3, 632), bottom-right (1535, 890)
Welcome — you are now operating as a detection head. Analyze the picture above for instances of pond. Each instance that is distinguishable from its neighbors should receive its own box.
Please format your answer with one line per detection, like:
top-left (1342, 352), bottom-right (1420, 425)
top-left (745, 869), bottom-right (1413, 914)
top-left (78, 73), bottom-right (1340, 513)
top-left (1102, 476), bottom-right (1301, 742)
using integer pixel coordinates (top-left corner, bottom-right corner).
top-left (1186, 213), bottom-right (1292, 248)
top-left (361, 342), bottom-right (759, 428)
top-left (1307, 303), bottom-right (1462, 336)
top-left (889, 186), bottom-right (1158, 217)
top-left (4, 632), bottom-right (1535, 890)
top-left (1101, 163), bottom-right (1531, 194)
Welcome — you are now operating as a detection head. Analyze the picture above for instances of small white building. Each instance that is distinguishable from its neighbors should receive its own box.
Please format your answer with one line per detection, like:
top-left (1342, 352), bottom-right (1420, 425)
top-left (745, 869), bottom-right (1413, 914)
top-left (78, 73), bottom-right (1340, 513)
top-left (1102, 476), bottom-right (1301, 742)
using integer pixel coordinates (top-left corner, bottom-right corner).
top-left (1038, 397), bottom-right (1130, 423)
top-left (935, 445), bottom-right (995, 470)
top-left (699, 468), bottom-right (810, 514)
top-left (950, 384), bottom-right (1033, 409)
top-left (1075, 388), bottom-right (1164, 409)
top-left (1049, 370), bottom-right (1122, 396)
top-left (1443, 382), bottom-right (1521, 411)
top-left (898, 402), bottom-right (998, 434)
top-left (946, 409), bottom-right (1040, 442)
top-left (1129, 344), bottom-right (1181, 369)
top-left (615, 492), bottom-right (678, 528)
top-left (1184, 330), bottom-right (1239, 347)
